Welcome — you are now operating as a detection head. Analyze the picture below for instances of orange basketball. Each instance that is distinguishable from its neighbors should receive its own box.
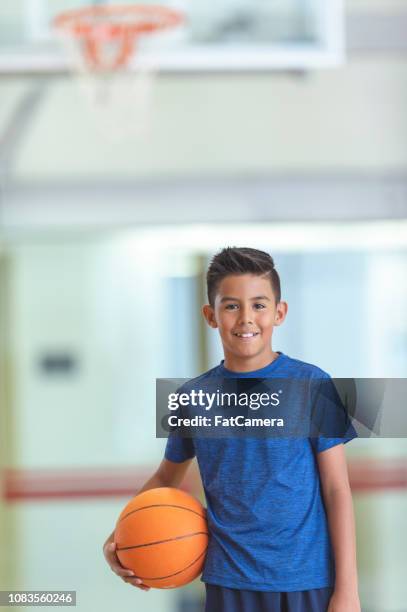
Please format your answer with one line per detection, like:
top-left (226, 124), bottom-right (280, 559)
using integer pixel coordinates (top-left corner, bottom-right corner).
top-left (114, 487), bottom-right (209, 589)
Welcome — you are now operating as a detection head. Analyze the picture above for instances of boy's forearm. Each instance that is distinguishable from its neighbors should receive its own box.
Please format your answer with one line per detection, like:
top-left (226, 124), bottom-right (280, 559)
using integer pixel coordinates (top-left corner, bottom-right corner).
top-left (137, 457), bottom-right (193, 495)
top-left (137, 472), bottom-right (167, 495)
top-left (323, 485), bottom-right (359, 593)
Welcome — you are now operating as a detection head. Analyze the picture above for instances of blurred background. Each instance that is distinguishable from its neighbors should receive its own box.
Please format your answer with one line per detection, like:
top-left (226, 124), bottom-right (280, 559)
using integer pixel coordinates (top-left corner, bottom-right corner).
top-left (1, 0), bottom-right (407, 611)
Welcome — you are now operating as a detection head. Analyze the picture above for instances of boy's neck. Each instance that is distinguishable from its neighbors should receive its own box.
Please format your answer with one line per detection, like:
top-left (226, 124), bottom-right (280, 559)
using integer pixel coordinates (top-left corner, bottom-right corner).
top-left (223, 349), bottom-right (280, 373)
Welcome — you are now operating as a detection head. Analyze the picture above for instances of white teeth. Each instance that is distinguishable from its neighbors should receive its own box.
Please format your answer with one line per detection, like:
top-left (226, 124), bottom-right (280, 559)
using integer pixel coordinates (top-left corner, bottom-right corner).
top-left (235, 333), bottom-right (258, 337)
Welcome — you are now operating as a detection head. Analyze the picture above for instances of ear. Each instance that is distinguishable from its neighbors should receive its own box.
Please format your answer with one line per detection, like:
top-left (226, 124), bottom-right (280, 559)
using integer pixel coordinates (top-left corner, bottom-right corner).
top-left (274, 301), bottom-right (288, 327)
top-left (202, 304), bottom-right (218, 328)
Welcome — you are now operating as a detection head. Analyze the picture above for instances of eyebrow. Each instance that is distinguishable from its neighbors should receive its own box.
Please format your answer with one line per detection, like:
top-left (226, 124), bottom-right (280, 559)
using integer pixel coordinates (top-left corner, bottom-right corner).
top-left (220, 295), bottom-right (271, 303)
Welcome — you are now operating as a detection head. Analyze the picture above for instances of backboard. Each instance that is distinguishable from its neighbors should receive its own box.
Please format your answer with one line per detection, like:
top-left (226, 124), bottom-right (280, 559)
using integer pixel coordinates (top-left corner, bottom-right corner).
top-left (0, 0), bottom-right (344, 74)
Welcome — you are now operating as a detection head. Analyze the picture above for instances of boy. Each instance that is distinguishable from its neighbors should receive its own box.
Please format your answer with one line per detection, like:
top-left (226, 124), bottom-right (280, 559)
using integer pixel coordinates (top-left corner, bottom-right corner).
top-left (104, 247), bottom-right (361, 612)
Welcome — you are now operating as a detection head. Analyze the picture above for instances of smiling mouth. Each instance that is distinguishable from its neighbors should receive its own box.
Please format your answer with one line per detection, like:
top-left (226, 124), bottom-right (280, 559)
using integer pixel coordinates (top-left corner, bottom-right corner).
top-left (233, 332), bottom-right (260, 338)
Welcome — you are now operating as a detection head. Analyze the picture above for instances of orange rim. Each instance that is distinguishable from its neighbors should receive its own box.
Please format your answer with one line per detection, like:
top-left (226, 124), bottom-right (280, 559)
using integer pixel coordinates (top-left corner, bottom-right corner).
top-left (53, 4), bottom-right (184, 70)
top-left (54, 4), bottom-right (183, 38)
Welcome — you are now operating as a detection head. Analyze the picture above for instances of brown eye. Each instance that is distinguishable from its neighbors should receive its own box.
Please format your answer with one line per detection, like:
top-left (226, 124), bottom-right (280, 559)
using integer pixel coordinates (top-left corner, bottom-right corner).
top-left (254, 303), bottom-right (266, 309)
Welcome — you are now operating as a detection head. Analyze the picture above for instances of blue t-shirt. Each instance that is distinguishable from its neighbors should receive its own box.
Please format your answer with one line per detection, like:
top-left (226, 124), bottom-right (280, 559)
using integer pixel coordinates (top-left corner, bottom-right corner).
top-left (164, 352), bottom-right (357, 592)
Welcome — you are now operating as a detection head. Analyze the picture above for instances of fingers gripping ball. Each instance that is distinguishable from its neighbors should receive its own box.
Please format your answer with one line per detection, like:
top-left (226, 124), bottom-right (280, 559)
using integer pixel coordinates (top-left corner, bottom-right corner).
top-left (114, 487), bottom-right (209, 589)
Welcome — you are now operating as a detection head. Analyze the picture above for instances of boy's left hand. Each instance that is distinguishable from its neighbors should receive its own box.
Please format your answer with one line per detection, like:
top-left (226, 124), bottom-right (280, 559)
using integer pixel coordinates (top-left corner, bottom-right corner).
top-left (327, 590), bottom-right (361, 612)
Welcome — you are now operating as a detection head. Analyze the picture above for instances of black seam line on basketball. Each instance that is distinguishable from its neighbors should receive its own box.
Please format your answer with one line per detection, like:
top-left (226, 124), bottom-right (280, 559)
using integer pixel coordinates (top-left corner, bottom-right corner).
top-left (117, 531), bottom-right (209, 551)
top-left (118, 504), bottom-right (206, 524)
top-left (136, 547), bottom-right (209, 581)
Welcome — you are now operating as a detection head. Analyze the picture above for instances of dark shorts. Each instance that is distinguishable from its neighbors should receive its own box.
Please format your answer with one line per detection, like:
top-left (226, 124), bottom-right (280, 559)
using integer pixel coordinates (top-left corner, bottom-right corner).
top-left (204, 584), bottom-right (334, 612)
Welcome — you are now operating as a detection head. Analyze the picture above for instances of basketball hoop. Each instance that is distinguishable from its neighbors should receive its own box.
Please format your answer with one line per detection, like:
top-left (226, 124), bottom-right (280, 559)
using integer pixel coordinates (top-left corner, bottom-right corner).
top-left (53, 4), bottom-right (184, 140)
top-left (54, 5), bottom-right (183, 72)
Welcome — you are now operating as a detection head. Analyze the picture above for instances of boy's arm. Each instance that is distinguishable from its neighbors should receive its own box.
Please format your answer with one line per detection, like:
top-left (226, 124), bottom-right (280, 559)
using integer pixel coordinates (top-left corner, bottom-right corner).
top-left (138, 457), bottom-right (194, 493)
top-left (103, 457), bottom-right (193, 590)
top-left (317, 444), bottom-right (361, 611)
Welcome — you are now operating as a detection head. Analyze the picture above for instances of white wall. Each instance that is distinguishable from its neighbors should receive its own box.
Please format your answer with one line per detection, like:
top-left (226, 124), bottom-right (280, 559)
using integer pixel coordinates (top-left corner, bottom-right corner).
top-left (4, 57), bottom-right (404, 181)
top-left (8, 240), bottom-right (175, 468)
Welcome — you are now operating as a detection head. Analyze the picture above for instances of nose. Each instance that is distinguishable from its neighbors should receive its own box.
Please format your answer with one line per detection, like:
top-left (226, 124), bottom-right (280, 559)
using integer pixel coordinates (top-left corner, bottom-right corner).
top-left (237, 305), bottom-right (253, 326)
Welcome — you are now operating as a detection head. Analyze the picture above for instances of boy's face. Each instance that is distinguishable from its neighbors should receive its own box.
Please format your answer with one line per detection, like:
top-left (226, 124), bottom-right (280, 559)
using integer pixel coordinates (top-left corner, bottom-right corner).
top-left (202, 273), bottom-right (288, 371)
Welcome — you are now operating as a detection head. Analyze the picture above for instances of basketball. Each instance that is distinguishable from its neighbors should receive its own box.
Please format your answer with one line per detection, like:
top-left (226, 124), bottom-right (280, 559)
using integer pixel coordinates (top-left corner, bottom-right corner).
top-left (114, 487), bottom-right (209, 589)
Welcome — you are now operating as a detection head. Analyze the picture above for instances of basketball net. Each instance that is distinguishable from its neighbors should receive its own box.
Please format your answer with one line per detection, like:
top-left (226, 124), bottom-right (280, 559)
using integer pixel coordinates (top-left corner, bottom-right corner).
top-left (53, 5), bottom-right (184, 141)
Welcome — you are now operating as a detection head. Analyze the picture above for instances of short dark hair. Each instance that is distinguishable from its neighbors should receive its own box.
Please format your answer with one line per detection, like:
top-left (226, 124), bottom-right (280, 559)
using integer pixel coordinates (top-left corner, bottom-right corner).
top-left (206, 247), bottom-right (281, 306)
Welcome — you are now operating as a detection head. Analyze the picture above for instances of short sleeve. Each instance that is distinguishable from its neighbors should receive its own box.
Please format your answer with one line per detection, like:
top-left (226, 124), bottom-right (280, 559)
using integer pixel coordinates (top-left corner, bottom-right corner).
top-left (311, 435), bottom-right (357, 454)
top-left (309, 374), bottom-right (358, 454)
top-left (164, 432), bottom-right (196, 463)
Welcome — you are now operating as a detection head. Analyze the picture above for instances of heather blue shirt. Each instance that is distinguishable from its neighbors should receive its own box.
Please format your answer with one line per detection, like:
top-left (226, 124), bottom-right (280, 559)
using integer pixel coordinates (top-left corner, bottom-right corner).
top-left (164, 352), bottom-right (357, 592)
